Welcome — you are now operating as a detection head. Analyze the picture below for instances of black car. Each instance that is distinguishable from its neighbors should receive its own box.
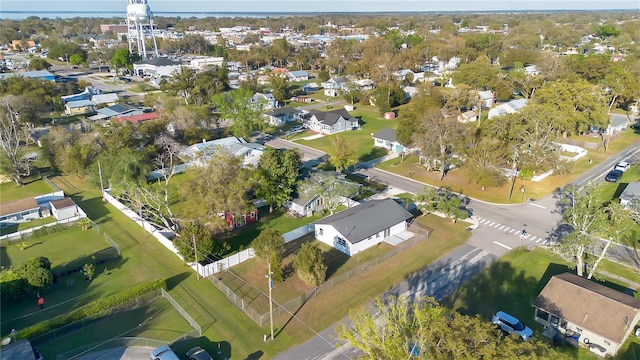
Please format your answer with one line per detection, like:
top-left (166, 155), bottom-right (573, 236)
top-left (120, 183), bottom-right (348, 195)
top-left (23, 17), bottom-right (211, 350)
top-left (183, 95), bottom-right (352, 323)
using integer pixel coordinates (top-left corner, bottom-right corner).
top-left (186, 347), bottom-right (213, 360)
top-left (605, 169), bottom-right (623, 183)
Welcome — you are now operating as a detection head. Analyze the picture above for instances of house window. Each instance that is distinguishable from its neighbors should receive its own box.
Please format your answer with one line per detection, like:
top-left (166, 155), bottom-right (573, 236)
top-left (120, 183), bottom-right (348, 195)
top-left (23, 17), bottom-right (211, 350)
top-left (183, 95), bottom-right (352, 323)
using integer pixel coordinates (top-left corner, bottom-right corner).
top-left (535, 309), bottom-right (549, 322)
top-left (318, 228), bottom-right (323, 236)
top-left (604, 340), bottom-right (610, 346)
top-left (376, 233), bottom-right (380, 238)
top-left (250, 212), bottom-right (255, 218)
top-left (337, 238), bottom-right (347, 247)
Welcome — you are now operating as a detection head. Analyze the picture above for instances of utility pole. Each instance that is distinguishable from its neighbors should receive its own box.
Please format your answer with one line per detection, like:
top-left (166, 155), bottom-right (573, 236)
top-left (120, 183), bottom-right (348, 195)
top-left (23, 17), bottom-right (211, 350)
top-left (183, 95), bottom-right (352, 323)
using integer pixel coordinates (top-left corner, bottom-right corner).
top-left (98, 160), bottom-right (105, 201)
top-left (192, 234), bottom-right (199, 280)
top-left (267, 260), bottom-right (274, 340)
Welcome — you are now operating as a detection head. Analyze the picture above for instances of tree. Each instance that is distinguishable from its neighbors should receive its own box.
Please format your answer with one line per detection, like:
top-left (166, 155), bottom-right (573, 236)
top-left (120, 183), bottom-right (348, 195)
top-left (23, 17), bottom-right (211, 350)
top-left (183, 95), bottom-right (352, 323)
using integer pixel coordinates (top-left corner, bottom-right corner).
top-left (298, 173), bottom-right (360, 215)
top-left (162, 67), bottom-right (197, 105)
top-left (180, 150), bottom-right (254, 233)
top-left (587, 201), bottom-right (630, 279)
top-left (81, 263), bottom-right (95, 281)
top-left (255, 148), bottom-right (301, 212)
top-left (109, 48), bottom-right (138, 75)
top-left (462, 138), bottom-right (508, 189)
top-left (452, 56), bottom-right (499, 90)
top-left (596, 25), bottom-right (620, 39)
top-left (69, 53), bottom-right (84, 66)
top-left (338, 295), bottom-right (567, 360)
top-left (27, 57), bottom-right (52, 71)
top-left (557, 183), bottom-right (604, 277)
top-left (212, 88), bottom-right (266, 139)
top-left (327, 135), bottom-right (357, 172)
top-left (174, 222), bottom-right (214, 262)
top-left (413, 109), bottom-right (468, 179)
top-left (0, 95), bottom-right (37, 184)
top-left (294, 242), bottom-right (326, 286)
top-left (23, 257), bottom-right (53, 290)
top-left (413, 186), bottom-right (466, 222)
top-left (269, 74), bottom-right (290, 104)
top-left (252, 229), bottom-right (285, 283)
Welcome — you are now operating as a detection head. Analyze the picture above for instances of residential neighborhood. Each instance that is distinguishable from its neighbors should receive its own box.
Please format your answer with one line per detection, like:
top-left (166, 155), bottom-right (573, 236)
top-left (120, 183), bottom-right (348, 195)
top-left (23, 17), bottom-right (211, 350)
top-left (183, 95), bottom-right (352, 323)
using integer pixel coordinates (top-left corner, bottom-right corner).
top-left (1, 4), bottom-right (640, 360)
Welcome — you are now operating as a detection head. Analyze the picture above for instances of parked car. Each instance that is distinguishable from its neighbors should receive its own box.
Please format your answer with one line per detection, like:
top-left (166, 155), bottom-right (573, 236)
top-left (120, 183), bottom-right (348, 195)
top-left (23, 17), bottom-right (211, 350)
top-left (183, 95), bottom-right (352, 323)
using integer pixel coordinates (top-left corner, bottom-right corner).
top-left (151, 345), bottom-right (180, 360)
top-left (605, 169), bottom-right (623, 183)
top-left (614, 161), bottom-right (631, 172)
top-left (186, 347), bottom-right (213, 360)
top-left (491, 311), bottom-right (533, 340)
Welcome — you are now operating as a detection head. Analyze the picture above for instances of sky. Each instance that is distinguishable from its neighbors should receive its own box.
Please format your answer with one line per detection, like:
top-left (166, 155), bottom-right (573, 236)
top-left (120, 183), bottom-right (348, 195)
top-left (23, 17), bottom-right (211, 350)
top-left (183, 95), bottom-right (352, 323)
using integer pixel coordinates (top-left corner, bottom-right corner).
top-left (1, 0), bottom-right (638, 13)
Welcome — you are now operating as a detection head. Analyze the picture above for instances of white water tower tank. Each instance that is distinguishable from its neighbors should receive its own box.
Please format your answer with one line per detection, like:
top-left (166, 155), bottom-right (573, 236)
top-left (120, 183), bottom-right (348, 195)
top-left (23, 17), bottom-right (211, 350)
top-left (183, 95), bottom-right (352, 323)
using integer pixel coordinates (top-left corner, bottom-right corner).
top-left (127, 1), bottom-right (150, 22)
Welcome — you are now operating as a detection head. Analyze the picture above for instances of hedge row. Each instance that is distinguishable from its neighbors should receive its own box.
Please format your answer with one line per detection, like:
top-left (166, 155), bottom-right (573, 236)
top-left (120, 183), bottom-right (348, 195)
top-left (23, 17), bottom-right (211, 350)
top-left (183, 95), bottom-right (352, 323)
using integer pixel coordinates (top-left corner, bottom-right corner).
top-left (17, 278), bottom-right (166, 340)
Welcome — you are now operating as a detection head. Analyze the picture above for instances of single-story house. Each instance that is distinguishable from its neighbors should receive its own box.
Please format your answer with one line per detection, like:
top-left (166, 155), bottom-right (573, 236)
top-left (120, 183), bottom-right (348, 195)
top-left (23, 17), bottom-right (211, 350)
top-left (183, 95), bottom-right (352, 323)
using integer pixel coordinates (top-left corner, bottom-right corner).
top-left (180, 136), bottom-right (265, 168)
top-left (189, 56), bottom-right (224, 71)
top-left (313, 199), bottom-right (414, 256)
top-left (458, 110), bottom-right (478, 123)
top-left (487, 98), bottom-right (528, 119)
top-left (87, 103), bottom-right (141, 122)
top-left (133, 57), bottom-right (181, 77)
top-left (49, 198), bottom-right (80, 220)
top-left (606, 114), bottom-right (631, 135)
top-left (478, 90), bottom-right (494, 108)
top-left (115, 112), bottom-right (159, 124)
top-left (533, 272), bottom-right (640, 358)
top-left (252, 92), bottom-right (278, 110)
top-left (353, 78), bottom-right (376, 91)
top-left (403, 86), bottom-right (419, 99)
top-left (225, 209), bottom-right (258, 228)
top-left (302, 82), bottom-right (320, 93)
top-left (0, 70), bottom-right (55, 82)
top-left (263, 107), bottom-right (300, 126)
top-left (0, 197), bottom-right (40, 227)
top-left (287, 70), bottom-right (310, 82)
top-left (620, 182), bottom-right (640, 208)
top-left (286, 171), bottom-right (356, 217)
top-left (372, 128), bottom-right (407, 154)
top-left (61, 86), bottom-right (101, 104)
top-left (304, 108), bottom-right (359, 135)
top-left (90, 93), bottom-right (119, 107)
top-left (65, 100), bottom-right (95, 115)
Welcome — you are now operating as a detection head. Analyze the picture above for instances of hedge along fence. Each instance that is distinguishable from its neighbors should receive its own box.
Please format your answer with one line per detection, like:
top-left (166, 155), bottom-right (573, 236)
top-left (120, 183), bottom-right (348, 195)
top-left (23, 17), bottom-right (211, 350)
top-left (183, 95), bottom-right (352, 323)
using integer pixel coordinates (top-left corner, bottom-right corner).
top-left (17, 278), bottom-right (166, 342)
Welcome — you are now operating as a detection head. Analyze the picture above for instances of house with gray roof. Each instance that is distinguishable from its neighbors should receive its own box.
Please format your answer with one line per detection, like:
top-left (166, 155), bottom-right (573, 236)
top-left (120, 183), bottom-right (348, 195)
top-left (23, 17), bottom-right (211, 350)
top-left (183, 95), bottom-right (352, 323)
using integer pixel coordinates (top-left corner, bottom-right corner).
top-left (606, 113), bottom-right (632, 135)
top-left (133, 57), bottom-right (181, 77)
top-left (304, 108), bottom-right (359, 135)
top-left (263, 107), bottom-right (301, 126)
top-left (533, 272), bottom-right (640, 357)
top-left (372, 128), bottom-right (407, 154)
top-left (90, 93), bottom-right (119, 107)
top-left (313, 199), bottom-right (414, 256)
top-left (321, 76), bottom-right (349, 97)
top-left (488, 98), bottom-right (528, 119)
top-left (620, 182), bottom-right (640, 208)
top-left (180, 136), bottom-right (265, 168)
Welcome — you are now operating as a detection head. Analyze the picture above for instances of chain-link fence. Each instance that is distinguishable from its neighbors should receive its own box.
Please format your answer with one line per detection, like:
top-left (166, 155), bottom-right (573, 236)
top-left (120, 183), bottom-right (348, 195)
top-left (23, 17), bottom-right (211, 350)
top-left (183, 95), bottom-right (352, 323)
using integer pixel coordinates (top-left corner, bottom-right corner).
top-left (161, 288), bottom-right (201, 337)
top-left (211, 225), bottom-right (432, 326)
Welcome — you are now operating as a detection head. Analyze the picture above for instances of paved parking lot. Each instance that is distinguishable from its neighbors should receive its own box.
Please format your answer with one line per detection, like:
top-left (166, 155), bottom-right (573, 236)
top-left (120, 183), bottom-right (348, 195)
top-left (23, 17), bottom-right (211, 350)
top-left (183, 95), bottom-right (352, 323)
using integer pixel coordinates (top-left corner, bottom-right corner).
top-left (76, 346), bottom-right (152, 360)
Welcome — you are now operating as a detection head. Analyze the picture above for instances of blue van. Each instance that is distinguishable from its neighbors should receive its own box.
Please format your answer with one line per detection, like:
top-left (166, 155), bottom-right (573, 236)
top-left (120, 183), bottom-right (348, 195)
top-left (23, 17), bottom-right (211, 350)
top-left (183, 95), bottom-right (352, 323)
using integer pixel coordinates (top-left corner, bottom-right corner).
top-left (151, 345), bottom-right (180, 360)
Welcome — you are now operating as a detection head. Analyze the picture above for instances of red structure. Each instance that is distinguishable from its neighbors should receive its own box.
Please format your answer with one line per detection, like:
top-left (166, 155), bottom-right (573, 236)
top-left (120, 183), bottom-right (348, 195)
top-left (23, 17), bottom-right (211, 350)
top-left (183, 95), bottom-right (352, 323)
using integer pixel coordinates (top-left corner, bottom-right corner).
top-left (225, 210), bottom-right (259, 229)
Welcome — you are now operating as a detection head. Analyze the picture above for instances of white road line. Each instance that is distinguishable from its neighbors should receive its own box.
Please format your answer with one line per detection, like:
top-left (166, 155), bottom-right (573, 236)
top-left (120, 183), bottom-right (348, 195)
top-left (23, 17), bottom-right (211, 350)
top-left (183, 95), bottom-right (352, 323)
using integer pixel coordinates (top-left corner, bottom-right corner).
top-left (528, 203), bottom-right (546, 209)
top-left (493, 241), bottom-right (513, 250)
top-left (543, 240), bottom-right (548, 245)
top-left (503, 227), bottom-right (510, 232)
top-left (509, 229), bottom-right (516, 234)
top-left (479, 219), bottom-right (487, 224)
top-left (536, 238), bottom-right (542, 243)
top-left (499, 225), bottom-right (505, 230)
top-left (488, 221), bottom-right (495, 226)
top-left (493, 223), bottom-right (501, 228)
top-left (530, 236), bottom-right (537, 242)
top-left (524, 234), bottom-right (531, 239)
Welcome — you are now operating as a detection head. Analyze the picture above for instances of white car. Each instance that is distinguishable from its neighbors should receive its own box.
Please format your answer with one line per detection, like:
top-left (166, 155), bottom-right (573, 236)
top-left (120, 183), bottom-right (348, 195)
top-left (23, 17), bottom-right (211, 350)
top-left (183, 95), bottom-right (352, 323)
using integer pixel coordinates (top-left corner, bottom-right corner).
top-left (614, 161), bottom-right (631, 172)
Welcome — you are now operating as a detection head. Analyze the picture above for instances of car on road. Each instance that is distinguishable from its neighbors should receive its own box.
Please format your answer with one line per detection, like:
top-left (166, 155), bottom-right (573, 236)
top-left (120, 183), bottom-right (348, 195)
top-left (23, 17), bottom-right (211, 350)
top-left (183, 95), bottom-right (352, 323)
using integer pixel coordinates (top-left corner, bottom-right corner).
top-left (614, 161), bottom-right (631, 172)
top-left (491, 311), bottom-right (533, 340)
top-left (605, 169), bottom-right (623, 183)
top-left (186, 347), bottom-right (213, 360)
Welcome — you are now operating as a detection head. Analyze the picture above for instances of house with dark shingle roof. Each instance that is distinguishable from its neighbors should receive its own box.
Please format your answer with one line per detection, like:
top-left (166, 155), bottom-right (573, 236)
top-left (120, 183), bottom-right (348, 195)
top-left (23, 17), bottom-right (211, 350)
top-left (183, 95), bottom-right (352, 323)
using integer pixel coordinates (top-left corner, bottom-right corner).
top-left (133, 57), bottom-right (181, 77)
top-left (304, 108), bottom-right (359, 135)
top-left (533, 272), bottom-right (640, 357)
top-left (372, 128), bottom-right (407, 154)
top-left (313, 199), bottom-right (414, 256)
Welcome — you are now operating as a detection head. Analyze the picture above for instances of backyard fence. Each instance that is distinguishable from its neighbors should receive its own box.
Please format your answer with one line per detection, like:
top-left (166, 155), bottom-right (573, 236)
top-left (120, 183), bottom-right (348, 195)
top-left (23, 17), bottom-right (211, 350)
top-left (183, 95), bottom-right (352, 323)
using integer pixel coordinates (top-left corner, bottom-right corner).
top-left (210, 224), bottom-right (431, 326)
top-left (42, 174), bottom-right (62, 192)
top-left (0, 215), bottom-right (86, 241)
top-left (160, 288), bottom-right (201, 337)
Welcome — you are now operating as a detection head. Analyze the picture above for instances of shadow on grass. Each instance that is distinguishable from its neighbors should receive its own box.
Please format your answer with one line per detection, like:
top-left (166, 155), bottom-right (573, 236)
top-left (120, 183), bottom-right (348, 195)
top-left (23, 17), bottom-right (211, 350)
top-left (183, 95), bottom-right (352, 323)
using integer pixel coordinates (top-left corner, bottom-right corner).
top-left (54, 247), bottom-right (121, 277)
top-left (0, 246), bottom-right (12, 269)
top-left (77, 197), bottom-right (110, 221)
top-left (323, 248), bottom-right (350, 279)
top-left (359, 147), bottom-right (388, 162)
top-left (165, 272), bottom-right (191, 291)
top-left (613, 182), bottom-right (629, 200)
top-left (172, 336), bottom-right (232, 360)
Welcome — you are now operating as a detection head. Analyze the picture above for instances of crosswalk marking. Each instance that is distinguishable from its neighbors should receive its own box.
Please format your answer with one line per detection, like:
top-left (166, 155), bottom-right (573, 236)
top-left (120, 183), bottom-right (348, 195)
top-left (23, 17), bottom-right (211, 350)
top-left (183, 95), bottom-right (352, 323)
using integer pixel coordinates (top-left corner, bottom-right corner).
top-left (530, 236), bottom-right (537, 242)
top-left (503, 227), bottom-right (510, 232)
top-left (499, 225), bottom-right (505, 230)
top-left (493, 223), bottom-right (501, 228)
top-left (509, 229), bottom-right (515, 234)
top-left (476, 216), bottom-right (552, 246)
top-left (488, 221), bottom-right (495, 226)
top-left (536, 238), bottom-right (542, 243)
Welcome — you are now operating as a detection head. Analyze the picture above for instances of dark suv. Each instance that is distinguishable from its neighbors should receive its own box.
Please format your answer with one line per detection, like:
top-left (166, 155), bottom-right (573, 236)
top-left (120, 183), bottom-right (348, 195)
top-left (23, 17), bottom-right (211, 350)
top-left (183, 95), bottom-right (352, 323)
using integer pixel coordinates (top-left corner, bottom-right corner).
top-left (186, 347), bottom-right (212, 360)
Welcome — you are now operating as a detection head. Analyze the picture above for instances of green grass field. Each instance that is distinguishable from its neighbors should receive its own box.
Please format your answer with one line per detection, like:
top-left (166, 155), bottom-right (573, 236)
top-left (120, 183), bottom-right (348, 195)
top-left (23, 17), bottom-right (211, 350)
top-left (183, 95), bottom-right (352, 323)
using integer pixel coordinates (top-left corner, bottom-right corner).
top-left (36, 296), bottom-right (195, 359)
top-left (443, 247), bottom-right (640, 360)
top-left (0, 178), bottom-right (55, 203)
top-left (0, 217), bottom-right (57, 235)
top-left (295, 105), bottom-right (396, 161)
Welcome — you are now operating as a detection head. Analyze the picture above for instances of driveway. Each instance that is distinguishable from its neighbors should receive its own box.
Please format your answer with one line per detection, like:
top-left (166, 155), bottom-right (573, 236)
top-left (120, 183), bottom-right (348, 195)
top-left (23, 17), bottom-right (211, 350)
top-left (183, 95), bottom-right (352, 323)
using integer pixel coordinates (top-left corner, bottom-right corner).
top-left (265, 137), bottom-right (327, 163)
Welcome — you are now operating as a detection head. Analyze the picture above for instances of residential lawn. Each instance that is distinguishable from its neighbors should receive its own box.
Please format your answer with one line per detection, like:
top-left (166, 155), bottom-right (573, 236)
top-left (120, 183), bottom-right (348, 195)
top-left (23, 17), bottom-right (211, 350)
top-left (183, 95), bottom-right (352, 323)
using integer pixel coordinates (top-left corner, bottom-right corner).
top-left (295, 105), bottom-right (396, 161)
top-left (36, 297), bottom-right (194, 359)
top-left (218, 237), bottom-right (395, 313)
top-left (265, 214), bottom-right (470, 344)
top-left (376, 129), bottom-right (640, 204)
top-left (443, 247), bottom-right (640, 360)
top-left (600, 166), bottom-right (640, 246)
top-left (0, 178), bottom-right (55, 203)
top-left (0, 216), bottom-right (57, 235)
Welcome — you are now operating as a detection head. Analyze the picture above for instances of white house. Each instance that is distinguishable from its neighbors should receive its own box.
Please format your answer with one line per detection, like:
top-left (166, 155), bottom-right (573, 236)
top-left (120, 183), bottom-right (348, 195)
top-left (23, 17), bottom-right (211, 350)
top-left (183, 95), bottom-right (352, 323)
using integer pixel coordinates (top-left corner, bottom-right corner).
top-left (620, 182), bottom-right (640, 208)
top-left (458, 110), bottom-right (478, 123)
top-left (304, 108), bottom-right (359, 135)
top-left (133, 57), bottom-right (181, 77)
top-left (313, 199), bottom-right (414, 256)
top-left (50, 198), bottom-right (80, 220)
top-left (286, 171), bottom-right (358, 217)
top-left (533, 272), bottom-right (640, 358)
top-left (180, 136), bottom-right (265, 168)
top-left (189, 56), bottom-right (224, 71)
top-left (372, 128), bottom-right (407, 154)
top-left (90, 93), bottom-right (119, 107)
top-left (606, 114), bottom-right (630, 135)
top-left (263, 107), bottom-right (300, 126)
top-left (488, 98), bottom-right (528, 119)
top-left (478, 90), bottom-right (494, 108)
top-left (287, 70), bottom-right (310, 82)
top-left (321, 76), bottom-right (349, 97)
top-left (0, 197), bottom-right (40, 227)
top-left (252, 92), bottom-right (278, 109)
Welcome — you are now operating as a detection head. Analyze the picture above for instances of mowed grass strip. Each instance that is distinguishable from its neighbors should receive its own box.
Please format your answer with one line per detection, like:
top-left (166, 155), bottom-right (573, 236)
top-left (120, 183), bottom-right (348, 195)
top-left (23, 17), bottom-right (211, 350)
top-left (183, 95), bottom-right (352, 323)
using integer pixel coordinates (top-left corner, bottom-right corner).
top-left (267, 214), bottom-right (470, 344)
top-left (36, 297), bottom-right (194, 359)
top-left (0, 217), bottom-right (57, 235)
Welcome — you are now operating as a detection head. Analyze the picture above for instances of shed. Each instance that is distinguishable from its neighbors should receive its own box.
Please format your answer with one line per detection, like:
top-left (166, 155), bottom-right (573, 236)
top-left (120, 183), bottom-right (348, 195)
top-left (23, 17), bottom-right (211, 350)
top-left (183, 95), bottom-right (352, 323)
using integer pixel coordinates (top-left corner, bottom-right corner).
top-left (383, 112), bottom-right (396, 120)
top-left (50, 198), bottom-right (79, 220)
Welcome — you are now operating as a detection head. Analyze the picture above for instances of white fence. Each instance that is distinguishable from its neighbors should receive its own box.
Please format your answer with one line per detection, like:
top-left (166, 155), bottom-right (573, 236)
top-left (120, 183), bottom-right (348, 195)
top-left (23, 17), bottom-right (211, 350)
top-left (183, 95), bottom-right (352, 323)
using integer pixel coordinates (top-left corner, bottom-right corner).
top-left (0, 212), bottom-right (87, 241)
top-left (103, 190), bottom-right (316, 278)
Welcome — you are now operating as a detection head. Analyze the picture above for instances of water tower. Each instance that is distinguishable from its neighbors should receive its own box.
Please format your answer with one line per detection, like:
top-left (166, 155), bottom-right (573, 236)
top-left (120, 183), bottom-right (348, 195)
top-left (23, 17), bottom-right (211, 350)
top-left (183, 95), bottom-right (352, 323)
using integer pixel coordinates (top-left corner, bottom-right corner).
top-left (126, 0), bottom-right (159, 60)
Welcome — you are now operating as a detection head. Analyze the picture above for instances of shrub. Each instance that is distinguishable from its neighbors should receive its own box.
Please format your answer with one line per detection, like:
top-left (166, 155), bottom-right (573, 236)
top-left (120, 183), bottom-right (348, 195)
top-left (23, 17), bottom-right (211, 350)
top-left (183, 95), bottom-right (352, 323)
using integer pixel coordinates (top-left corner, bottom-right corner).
top-left (16, 278), bottom-right (166, 340)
